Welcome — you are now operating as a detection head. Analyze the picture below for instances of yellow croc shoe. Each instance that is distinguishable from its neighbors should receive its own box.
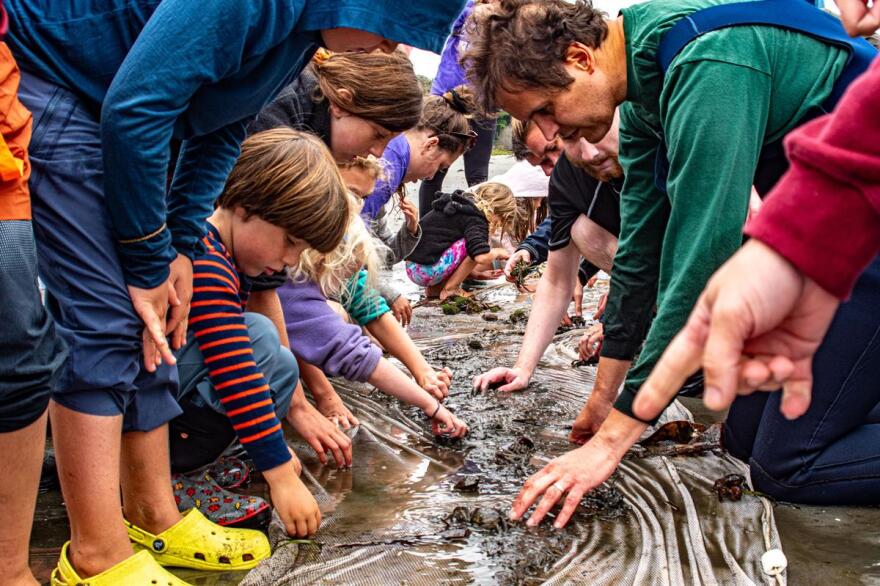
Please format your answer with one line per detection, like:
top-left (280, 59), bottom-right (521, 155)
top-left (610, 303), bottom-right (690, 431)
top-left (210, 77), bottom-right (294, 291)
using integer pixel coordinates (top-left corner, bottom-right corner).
top-left (126, 508), bottom-right (270, 571)
top-left (51, 541), bottom-right (191, 585)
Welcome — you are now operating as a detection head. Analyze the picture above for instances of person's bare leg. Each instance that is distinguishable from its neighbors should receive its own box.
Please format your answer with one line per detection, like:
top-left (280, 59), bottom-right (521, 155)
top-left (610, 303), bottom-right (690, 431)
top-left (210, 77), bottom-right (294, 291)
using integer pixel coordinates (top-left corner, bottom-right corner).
top-left (50, 401), bottom-right (134, 578)
top-left (570, 215), bottom-right (617, 273)
top-left (439, 258), bottom-right (478, 300)
top-left (0, 411), bottom-right (48, 586)
top-left (120, 424), bottom-right (182, 535)
top-left (425, 283), bottom-right (443, 298)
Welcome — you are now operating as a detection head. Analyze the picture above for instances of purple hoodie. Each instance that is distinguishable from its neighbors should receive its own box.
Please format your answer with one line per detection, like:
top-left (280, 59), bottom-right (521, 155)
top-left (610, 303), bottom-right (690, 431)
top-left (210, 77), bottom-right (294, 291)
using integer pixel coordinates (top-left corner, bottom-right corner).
top-left (429, 1), bottom-right (475, 96)
top-left (278, 280), bottom-right (381, 382)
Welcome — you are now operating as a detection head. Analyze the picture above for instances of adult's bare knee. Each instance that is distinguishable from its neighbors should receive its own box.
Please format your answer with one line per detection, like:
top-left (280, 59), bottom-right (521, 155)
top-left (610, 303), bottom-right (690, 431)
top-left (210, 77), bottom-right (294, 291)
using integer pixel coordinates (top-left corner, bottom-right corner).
top-left (571, 216), bottom-right (617, 273)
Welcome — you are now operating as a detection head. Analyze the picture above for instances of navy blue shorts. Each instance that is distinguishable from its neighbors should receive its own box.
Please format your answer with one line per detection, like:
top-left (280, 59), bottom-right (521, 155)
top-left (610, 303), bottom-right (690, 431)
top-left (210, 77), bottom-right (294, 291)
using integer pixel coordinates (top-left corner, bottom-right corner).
top-left (0, 220), bottom-right (66, 432)
top-left (18, 71), bottom-right (181, 432)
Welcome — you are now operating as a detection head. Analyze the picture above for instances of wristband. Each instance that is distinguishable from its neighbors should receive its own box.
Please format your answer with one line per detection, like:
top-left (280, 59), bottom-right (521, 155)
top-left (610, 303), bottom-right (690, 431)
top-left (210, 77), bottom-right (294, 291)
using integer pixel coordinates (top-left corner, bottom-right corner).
top-left (430, 400), bottom-right (441, 419)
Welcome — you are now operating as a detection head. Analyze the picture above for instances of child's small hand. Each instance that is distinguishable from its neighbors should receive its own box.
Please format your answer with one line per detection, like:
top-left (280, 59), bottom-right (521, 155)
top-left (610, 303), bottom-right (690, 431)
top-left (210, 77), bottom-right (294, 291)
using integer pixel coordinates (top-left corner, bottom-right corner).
top-left (399, 194), bottom-right (420, 236)
top-left (425, 402), bottom-right (468, 438)
top-left (264, 462), bottom-right (322, 537)
top-left (391, 295), bottom-right (413, 327)
top-left (416, 366), bottom-right (453, 399)
top-left (491, 248), bottom-right (510, 261)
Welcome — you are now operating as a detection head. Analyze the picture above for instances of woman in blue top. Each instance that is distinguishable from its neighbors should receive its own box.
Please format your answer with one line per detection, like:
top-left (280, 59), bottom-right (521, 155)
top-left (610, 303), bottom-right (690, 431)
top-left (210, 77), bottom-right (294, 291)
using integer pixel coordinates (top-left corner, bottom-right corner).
top-left (3, 1), bottom-right (464, 583)
top-left (418, 0), bottom-right (500, 215)
top-left (361, 91), bottom-right (477, 220)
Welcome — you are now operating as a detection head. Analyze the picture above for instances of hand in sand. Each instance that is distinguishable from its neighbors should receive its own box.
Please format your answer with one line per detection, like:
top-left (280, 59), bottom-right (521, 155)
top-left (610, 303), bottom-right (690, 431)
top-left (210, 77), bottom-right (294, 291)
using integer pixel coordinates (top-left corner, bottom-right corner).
top-left (416, 366), bottom-right (453, 399)
top-left (427, 402), bottom-right (468, 438)
top-left (264, 461), bottom-right (321, 537)
top-left (391, 295), bottom-right (413, 327)
top-left (314, 390), bottom-right (359, 430)
top-left (511, 436), bottom-right (620, 528)
top-left (287, 395), bottom-right (354, 468)
top-left (503, 249), bottom-right (532, 283)
top-left (633, 240), bottom-right (839, 422)
top-left (472, 366), bottom-right (531, 392)
top-left (577, 323), bottom-right (604, 361)
top-left (569, 396), bottom-right (614, 444)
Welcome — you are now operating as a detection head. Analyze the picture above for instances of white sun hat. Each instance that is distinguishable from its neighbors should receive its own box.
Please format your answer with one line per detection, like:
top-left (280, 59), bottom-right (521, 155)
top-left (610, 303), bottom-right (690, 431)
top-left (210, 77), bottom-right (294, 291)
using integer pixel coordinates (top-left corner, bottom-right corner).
top-left (485, 160), bottom-right (550, 198)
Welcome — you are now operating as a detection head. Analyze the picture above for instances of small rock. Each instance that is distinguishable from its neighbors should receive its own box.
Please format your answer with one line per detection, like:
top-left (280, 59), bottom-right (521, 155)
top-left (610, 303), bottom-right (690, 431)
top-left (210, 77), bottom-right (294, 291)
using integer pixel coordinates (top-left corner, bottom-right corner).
top-left (482, 312), bottom-right (499, 321)
top-left (454, 476), bottom-right (480, 493)
top-left (467, 340), bottom-right (484, 350)
top-left (440, 527), bottom-right (471, 540)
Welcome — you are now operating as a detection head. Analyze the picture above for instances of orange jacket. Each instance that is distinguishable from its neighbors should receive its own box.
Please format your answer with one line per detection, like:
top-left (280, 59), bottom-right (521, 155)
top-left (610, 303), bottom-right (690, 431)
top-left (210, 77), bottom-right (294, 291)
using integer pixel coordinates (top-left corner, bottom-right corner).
top-left (0, 41), bottom-right (31, 221)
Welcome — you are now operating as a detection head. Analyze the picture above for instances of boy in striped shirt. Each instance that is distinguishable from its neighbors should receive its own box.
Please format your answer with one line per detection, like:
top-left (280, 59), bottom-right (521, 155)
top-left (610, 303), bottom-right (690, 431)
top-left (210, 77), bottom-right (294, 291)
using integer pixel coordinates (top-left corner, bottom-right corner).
top-left (172, 129), bottom-right (352, 537)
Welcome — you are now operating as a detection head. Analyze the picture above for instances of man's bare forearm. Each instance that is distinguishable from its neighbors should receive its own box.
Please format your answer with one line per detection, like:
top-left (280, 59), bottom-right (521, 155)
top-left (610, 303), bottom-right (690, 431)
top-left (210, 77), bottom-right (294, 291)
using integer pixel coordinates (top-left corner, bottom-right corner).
top-left (514, 246), bottom-right (581, 375)
top-left (590, 356), bottom-right (631, 406)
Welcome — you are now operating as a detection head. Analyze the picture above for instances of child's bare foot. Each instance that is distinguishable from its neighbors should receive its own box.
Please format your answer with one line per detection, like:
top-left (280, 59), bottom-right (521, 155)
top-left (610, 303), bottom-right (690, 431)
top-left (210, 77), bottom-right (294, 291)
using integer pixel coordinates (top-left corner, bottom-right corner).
top-left (439, 288), bottom-right (468, 301)
top-left (425, 284), bottom-right (443, 298)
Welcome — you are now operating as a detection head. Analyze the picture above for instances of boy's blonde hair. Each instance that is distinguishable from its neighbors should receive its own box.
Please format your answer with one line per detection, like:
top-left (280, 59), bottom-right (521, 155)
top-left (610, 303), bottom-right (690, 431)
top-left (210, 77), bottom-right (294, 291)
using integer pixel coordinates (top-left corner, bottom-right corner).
top-left (311, 49), bottom-right (423, 133)
top-left (472, 182), bottom-right (530, 242)
top-left (289, 193), bottom-right (386, 297)
top-left (218, 129), bottom-right (350, 253)
top-left (338, 156), bottom-right (384, 189)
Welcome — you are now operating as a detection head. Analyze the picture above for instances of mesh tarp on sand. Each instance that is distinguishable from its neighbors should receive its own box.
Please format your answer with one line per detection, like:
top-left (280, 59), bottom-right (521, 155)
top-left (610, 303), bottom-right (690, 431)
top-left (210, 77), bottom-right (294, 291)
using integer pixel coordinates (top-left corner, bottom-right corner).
top-left (242, 282), bottom-right (785, 586)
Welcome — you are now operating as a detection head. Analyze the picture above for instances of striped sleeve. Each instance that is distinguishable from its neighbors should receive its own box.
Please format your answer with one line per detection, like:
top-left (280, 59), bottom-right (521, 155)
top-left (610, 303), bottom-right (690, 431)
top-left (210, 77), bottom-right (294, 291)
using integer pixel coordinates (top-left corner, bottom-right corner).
top-left (189, 244), bottom-right (290, 472)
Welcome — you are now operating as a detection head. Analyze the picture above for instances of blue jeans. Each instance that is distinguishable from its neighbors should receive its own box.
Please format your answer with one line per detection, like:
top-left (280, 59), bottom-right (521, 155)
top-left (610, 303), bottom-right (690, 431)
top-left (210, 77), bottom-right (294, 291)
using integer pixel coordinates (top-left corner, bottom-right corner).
top-left (172, 313), bottom-right (299, 471)
top-left (18, 70), bottom-right (181, 432)
top-left (724, 255), bottom-right (880, 505)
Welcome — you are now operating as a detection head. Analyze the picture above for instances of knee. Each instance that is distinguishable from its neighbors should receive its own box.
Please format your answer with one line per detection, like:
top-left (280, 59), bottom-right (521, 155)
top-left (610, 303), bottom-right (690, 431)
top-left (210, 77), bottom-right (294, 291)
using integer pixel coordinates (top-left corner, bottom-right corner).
top-left (747, 454), bottom-right (812, 502)
top-left (244, 312), bottom-right (281, 362)
top-left (272, 348), bottom-right (300, 417)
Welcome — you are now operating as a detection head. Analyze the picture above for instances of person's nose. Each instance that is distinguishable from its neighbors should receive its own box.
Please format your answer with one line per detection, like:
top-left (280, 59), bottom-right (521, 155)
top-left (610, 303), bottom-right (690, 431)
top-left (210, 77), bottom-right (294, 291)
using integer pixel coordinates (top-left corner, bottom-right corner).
top-left (532, 114), bottom-right (559, 143)
top-left (369, 137), bottom-right (391, 158)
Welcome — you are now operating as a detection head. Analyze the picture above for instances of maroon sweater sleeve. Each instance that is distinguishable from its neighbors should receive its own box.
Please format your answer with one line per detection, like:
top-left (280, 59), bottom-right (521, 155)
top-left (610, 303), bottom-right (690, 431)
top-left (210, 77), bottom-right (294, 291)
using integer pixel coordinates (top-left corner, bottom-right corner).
top-left (745, 58), bottom-right (880, 299)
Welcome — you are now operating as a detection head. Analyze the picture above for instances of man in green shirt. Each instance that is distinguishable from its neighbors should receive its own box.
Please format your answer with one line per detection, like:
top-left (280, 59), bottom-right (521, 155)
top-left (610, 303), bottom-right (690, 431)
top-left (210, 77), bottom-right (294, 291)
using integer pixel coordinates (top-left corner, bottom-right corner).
top-left (462, 0), bottom-right (873, 528)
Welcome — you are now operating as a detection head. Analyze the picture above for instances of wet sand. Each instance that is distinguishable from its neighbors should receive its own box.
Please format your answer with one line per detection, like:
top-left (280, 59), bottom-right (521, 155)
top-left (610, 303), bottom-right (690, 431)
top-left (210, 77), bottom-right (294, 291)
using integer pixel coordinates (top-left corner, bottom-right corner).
top-left (28, 156), bottom-right (880, 584)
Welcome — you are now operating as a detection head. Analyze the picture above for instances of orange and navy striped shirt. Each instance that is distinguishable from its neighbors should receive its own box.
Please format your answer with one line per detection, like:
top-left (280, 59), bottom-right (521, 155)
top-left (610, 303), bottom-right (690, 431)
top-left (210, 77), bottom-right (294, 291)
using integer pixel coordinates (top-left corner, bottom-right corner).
top-left (189, 224), bottom-right (290, 472)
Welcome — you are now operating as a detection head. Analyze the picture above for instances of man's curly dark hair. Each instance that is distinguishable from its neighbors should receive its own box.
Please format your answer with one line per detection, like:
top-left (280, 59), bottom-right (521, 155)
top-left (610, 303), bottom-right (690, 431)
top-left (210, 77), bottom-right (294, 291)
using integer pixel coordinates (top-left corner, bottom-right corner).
top-left (511, 119), bottom-right (531, 161)
top-left (461, 0), bottom-right (608, 114)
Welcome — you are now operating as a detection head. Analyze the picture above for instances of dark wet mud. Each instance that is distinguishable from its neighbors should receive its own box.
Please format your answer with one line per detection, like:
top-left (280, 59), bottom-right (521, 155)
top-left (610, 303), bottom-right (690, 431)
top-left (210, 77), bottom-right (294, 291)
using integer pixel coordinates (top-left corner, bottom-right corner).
top-left (29, 272), bottom-right (880, 585)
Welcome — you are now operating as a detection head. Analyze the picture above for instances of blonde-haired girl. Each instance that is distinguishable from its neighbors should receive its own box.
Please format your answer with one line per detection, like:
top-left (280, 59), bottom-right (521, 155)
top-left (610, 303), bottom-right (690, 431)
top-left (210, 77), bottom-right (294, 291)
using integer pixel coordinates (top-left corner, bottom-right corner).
top-left (278, 209), bottom-right (468, 449)
top-left (405, 183), bottom-right (528, 300)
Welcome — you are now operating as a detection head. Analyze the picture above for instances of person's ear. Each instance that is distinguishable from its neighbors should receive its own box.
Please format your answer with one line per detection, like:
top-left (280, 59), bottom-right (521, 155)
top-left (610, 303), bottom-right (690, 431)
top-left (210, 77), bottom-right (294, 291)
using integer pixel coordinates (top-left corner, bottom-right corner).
top-left (336, 88), bottom-right (354, 105)
top-left (565, 42), bottom-right (594, 74)
top-left (329, 102), bottom-right (350, 119)
top-left (422, 135), bottom-right (440, 157)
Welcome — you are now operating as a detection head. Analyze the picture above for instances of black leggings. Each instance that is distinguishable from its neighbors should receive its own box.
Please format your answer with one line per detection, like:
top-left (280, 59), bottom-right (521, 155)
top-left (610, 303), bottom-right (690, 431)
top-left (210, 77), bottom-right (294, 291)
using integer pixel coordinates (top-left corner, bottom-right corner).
top-left (418, 117), bottom-right (497, 217)
top-left (169, 396), bottom-right (236, 473)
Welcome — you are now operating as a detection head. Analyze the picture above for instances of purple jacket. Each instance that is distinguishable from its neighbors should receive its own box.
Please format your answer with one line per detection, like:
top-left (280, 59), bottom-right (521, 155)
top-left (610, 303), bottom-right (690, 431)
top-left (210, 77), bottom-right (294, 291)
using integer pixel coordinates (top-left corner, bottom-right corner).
top-left (430, 1), bottom-right (474, 96)
top-left (278, 280), bottom-right (381, 382)
top-left (361, 134), bottom-right (410, 219)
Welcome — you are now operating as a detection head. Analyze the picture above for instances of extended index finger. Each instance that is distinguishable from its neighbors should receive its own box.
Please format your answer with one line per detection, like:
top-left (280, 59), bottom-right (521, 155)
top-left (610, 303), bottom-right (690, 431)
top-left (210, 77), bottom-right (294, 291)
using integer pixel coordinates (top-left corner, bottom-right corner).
top-left (632, 313), bottom-right (707, 420)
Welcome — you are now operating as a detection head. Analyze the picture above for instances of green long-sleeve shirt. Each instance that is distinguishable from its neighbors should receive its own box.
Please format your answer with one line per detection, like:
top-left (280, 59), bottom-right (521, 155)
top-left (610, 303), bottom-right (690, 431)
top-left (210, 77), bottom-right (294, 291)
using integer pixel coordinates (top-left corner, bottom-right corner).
top-left (602, 0), bottom-right (849, 419)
